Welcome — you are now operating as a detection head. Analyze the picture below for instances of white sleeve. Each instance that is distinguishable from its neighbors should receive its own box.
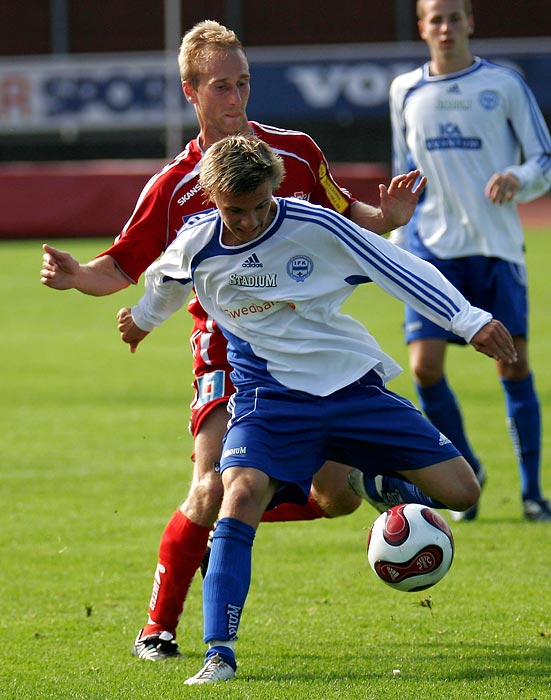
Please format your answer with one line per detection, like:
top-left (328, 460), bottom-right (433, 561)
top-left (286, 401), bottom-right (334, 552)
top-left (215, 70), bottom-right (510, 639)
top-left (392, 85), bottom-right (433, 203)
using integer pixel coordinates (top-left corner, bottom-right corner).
top-left (389, 75), bottom-right (414, 242)
top-left (388, 227), bottom-right (407, 248)
top-left (351, 229), bottom-right (493, 342)
top-left (505, 76), bottom-right (551, 203)
top-left (389, 78), bottom-right (411, 179)
top-left (384, 245), bottom-right (492, 341)
top-left (131, 252), bottom-right (192, 332)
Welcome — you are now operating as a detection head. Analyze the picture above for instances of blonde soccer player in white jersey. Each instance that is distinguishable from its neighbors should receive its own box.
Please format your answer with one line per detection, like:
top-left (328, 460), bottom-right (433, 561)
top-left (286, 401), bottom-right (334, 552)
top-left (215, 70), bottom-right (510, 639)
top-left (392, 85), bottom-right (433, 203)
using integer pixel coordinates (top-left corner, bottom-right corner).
top-left (387, 0), bottom-right (551, 522)
top-left (118, 134), bottom-right (517, 683)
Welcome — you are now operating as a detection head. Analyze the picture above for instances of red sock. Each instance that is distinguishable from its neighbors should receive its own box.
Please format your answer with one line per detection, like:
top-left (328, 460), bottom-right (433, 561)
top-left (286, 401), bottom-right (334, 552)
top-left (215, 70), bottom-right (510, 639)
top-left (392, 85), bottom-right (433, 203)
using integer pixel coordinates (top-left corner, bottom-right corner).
top-left (261, 495), bottom-right (329, 522)
top-left (141, 510), bottom-right (211, 639)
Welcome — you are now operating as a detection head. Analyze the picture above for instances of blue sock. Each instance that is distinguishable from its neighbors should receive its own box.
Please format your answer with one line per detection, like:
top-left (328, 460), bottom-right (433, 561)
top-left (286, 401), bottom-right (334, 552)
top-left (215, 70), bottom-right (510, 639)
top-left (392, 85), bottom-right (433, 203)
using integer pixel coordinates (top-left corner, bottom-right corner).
top-left (416, 377), bottom-right (482, 474)
top-left (365, 474), bottom-right (446, 509)
top-left (202, 517), bottom-right (255, 650)
top-left (206, 645), bottom-right (237, 671)
top-left (501, 373), bottom-right (542, 501)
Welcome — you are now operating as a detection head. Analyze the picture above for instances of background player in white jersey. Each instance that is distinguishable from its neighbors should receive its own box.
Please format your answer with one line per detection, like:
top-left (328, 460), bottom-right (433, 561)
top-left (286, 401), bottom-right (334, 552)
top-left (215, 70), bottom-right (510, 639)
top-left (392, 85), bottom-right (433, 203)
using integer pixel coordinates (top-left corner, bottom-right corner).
top-left (386, 0), bottom-right (551, 521)
top-left (117, 134), bottom-right (517, 684)
top-left (40, 21), bottom-right (427, 659)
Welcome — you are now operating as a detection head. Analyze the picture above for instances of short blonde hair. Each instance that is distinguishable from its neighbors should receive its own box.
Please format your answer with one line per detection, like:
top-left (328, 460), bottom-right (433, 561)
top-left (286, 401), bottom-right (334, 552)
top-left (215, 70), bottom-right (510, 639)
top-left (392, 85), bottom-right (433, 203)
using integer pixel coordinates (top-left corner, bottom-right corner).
top-left (178, 20), bottom-right (245, 85)
top-left (416, 0), bottom-right (473, 19)
top-left (200, 134), bottom-right (285, 200)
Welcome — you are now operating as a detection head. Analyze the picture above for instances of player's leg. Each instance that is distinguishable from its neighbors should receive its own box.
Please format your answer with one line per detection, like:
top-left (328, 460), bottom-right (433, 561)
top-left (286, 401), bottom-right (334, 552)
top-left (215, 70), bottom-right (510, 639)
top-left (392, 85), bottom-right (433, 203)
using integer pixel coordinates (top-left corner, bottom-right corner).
top-left (407, 326), bottom-right (485, 522)
top-left (405, 255), bottom-right (485, 487)
top-left (203, 462), bottom-right (361, 579)
top-left (486, 259), bottom-right (549, 520)
top-left (133, 401), bottom-right (228, 659)
top-left (398, 456), bottom-right (480, 513)
top-left (136, 385), bottom-right (357, 658)
top-left (330, 370), bottom-right (480, 514)
top-left (261, 460), bottom-right (360, 521)
top-left (187, 385), bottom-right (323, 684)
top-left (348, 469), bottom-right (447, 512)
top-left (409, 336), bottom-right (483, 476)
top-left (309, 461), bottom-right (361, 516)
top-left (186, 466), bottom-right (278, 685)
top-left (498, 336), bottom-right (549, 520)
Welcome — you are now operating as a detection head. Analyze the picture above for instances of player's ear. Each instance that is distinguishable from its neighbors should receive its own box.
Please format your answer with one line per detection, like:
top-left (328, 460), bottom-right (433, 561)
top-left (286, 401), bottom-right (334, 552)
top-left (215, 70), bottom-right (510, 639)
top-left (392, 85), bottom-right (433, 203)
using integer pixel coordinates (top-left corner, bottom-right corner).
top-left (418, 19), bottom-right (427, 40)
top-left (182, 80), bottom-right (196, 105)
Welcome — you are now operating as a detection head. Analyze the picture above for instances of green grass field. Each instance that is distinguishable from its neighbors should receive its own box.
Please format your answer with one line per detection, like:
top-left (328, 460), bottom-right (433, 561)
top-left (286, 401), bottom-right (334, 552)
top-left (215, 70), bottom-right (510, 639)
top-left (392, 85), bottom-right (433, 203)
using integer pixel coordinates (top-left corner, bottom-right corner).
top-left (2, 232), bottom-right (550, 699)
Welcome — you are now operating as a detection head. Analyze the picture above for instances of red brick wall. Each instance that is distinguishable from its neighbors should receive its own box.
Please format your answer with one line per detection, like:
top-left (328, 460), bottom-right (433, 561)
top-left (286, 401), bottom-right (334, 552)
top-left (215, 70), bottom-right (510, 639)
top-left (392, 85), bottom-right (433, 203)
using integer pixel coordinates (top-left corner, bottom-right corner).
top-left (2, 1), bottom-right (550, 57)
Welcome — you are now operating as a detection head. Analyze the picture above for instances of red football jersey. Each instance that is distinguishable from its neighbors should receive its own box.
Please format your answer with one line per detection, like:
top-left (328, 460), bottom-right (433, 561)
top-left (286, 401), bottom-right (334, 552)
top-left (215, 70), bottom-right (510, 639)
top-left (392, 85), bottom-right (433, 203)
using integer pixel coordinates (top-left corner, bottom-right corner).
top-left (98, 121), bottom-right (356, 391)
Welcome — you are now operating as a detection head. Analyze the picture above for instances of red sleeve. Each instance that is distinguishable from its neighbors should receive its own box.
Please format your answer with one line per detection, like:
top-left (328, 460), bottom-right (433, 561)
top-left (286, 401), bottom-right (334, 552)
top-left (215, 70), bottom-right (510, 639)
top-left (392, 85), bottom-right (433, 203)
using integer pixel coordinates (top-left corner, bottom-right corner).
top-left (307, 148), bottom-right (356, 217)
top-left (94, 176), bottom-right (174, 283)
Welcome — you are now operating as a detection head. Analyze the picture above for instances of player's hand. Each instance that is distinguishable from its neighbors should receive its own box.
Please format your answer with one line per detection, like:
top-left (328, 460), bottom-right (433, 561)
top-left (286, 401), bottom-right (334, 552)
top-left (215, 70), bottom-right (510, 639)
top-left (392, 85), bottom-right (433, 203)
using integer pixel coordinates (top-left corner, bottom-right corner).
top-left (40, 243), bottom-right (80, 289)
top-left (485, 172), bottom-right (520, 205)
top-left (470, 320), bottom-right (517, 364)
top-left (117, 307), bottom-right (149, 353)
top-left (379, 170), bottom-right (427, 230)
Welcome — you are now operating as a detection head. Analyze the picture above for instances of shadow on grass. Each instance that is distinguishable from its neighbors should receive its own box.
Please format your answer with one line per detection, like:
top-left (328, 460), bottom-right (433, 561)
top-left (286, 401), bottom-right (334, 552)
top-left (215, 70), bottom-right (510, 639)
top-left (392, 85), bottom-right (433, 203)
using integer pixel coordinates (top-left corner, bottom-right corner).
top-left (239, 643), bottom-right (551, 683)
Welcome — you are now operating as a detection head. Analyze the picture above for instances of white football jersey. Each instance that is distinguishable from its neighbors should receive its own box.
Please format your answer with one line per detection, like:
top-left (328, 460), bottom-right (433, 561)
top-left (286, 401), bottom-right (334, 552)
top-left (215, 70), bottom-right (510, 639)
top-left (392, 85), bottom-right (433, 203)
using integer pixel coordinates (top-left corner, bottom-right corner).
top-left (133, 198), bottom-right (491, 396)
top-left (390, 57), bottom-right (551, 263)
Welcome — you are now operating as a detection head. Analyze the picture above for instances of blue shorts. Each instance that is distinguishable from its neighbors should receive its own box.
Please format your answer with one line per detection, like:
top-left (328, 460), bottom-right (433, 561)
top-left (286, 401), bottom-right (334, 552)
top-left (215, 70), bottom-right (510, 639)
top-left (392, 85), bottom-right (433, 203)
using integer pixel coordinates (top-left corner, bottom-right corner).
top-left (221, 371), bottom-right (460, 507)
top-left (405, 256), bottom-right (528, 344)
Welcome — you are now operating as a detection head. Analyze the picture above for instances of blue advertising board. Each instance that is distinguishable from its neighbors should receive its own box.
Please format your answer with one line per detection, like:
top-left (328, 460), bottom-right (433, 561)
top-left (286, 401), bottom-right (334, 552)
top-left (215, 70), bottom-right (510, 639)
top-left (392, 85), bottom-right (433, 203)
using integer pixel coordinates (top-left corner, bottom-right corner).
top-left (0, 41), bottom-right (549, 134)
top-left (248, 54), bottom-right (551, 121)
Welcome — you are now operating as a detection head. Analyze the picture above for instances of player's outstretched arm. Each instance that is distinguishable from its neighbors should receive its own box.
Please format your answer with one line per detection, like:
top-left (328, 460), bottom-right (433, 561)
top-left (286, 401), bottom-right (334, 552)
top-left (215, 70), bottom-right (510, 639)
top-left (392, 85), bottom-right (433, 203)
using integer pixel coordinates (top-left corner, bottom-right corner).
top-left (350, 170), bottom-right (426, 234)
top-left (41, 244), bottom-right (130, 296)
top-left (117, 307), bottom-right (150, 354)
top-left (470, 320), bottom-right (517, 364)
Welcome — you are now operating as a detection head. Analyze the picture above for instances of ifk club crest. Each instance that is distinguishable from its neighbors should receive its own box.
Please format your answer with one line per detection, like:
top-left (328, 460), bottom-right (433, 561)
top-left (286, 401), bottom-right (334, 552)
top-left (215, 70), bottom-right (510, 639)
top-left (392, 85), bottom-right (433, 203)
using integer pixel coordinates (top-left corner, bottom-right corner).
top-left (287, 255), bottom-right (313, 282)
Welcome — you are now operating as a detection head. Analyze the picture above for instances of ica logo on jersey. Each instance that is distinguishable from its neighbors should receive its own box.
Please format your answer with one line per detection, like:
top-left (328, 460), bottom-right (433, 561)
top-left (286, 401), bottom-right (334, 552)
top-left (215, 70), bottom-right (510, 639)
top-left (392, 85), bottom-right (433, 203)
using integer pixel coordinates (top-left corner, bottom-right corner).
top-left (426, 123), bottom-right (481, 151)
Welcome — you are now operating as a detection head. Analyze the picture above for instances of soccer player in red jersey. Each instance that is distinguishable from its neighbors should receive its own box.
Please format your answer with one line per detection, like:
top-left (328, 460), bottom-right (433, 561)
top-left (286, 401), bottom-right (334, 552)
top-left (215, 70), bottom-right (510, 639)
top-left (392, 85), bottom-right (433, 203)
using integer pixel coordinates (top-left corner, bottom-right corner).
top-left (41, 20), bottom-right (425, 660)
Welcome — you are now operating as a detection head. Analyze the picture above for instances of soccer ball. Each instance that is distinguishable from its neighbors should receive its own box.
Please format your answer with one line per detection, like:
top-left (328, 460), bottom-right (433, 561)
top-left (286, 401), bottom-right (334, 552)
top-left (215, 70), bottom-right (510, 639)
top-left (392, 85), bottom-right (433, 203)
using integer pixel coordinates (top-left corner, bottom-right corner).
top-left (367, 503), bottom-right (454, 592)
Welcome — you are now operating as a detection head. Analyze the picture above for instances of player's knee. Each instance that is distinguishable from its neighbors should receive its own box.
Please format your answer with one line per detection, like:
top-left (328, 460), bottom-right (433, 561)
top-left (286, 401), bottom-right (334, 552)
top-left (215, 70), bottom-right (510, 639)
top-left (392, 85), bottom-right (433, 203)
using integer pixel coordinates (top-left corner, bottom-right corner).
top-left (321, 491), bottom-right (360, 518)
top-left (182, 469), bottom-right (224, 524)
top-left (411, 362), bottom-right (443, 387)
top-left (196, 470), bottom-right (223, 501)
top-left (310, 477), bottom-right (361, 518)
top-left (448, 476), bottom-right (480, 512)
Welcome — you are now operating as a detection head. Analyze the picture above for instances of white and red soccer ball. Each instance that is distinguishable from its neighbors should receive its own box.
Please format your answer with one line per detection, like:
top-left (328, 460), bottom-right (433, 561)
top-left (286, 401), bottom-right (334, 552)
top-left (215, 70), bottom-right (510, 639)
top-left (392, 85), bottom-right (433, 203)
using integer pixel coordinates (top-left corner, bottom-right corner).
top-left (367, 504), bottom-right (454, 592)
